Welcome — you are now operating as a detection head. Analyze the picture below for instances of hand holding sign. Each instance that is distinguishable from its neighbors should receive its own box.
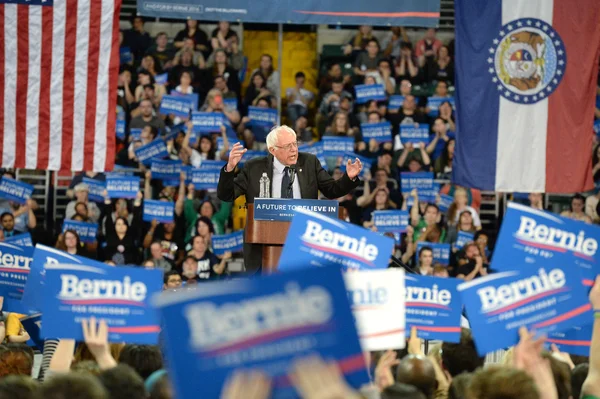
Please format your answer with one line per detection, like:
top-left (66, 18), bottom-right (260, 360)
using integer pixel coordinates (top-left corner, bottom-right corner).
top-left (346, 158), bottom-right (363, 180)
top-left (226, 142), bottom-right (247, 172)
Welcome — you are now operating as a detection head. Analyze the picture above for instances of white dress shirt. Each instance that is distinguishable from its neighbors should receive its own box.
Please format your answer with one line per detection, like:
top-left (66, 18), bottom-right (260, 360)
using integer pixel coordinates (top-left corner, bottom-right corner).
top-left (271, 157), bottom-right (301, 199)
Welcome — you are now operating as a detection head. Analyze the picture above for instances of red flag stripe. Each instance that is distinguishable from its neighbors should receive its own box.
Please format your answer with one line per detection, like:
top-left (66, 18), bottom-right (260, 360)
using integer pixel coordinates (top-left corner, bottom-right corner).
top-left (545, 0), bottom-right (600, 193)
top-left (15, 5), bottom-right (29, 169)
top-left (104, 0), bottom-right (121, 171)
top-left (83, 0), bottom-right (102, 171)
top-left (36, 5), bottom-right (53, 170)
top-left (60, 0), bottom-right (78, 171)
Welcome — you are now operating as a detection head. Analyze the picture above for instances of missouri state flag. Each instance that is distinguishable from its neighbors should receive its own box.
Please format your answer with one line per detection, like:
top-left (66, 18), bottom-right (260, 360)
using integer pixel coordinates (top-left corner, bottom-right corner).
top-left (453, 0), bottom-right (600, 192)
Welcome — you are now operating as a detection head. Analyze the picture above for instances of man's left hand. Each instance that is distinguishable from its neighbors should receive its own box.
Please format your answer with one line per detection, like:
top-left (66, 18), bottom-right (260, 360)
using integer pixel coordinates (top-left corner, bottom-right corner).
top-left (346, 158), bottom-right (363, 180)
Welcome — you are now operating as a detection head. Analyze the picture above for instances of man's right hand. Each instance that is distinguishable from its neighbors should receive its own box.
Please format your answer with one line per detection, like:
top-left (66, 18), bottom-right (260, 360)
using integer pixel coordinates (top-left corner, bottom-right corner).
top-left (226, 142), bottom-right (247, 172)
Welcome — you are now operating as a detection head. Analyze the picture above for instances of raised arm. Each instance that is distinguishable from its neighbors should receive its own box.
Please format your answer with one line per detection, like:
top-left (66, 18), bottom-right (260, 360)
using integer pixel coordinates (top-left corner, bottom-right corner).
top-left (582, 275), bottom-right (600, 397)
top-left (175, 172), bottom-right (186, 217)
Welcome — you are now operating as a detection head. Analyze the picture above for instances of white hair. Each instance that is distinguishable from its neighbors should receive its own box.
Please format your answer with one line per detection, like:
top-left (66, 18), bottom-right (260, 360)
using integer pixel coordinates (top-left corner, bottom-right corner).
top-left (266, 125), bottom-right (296, 150)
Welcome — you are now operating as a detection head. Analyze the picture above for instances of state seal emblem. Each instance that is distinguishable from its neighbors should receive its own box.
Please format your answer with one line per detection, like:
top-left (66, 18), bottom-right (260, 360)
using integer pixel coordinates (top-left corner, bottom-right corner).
top-left (488, 18), bottom-right (566, 104)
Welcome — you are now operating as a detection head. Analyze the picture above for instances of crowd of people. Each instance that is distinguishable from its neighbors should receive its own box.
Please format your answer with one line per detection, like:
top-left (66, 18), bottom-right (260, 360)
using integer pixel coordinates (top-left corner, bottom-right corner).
top-left (0, 17), bottom-right (599, 398)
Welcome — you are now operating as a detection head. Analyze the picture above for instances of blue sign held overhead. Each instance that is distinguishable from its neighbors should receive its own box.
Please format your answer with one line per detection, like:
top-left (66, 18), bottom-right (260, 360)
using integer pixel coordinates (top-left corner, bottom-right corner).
top-left (322, 136), bottom-right (355, 157)
top-left (82, 177), bottom-right (106, 203)
top-left (130, 128), bottom-right (143, 141)
top-left (199, 160), bottom-right (227, 170)
top-left (159, 94), bottom-right (195, 118)
top-left (279, 209), bottom-right (394, 271)
top-left (438, 194), bottom-right (454, 212)
top-left (116, 119), bottom-right (126, 141)
top-left (404, 274), bottom-right (462, 342)
top-left (426, 97), bottom-right (455, 117)
top-left (388, 95), bottom-right (405, 111)
top-left (361, 122), bottom-right (392, 143)
top-left (0, 177), bottom-right (34, 204)
top-left (0, 242), bottom-right (34, 301)
top-left (151, 160), bottom-right (183, 181)
top-left (247, 106), bottom-right (278, 128)
top-left (454, 231), bottom-right (474, 250)
top-left (63, 220), bottom-right (98, 244)
top-left (416, 242), bottom-right (451, 265)
top-left (119, 46), bottom-right (133, 63)
top-left (152, 266), bottom-right (370, 399)
top-left (373, 210), bottom-right (409, 233)
top-left (191, 169), bottom-right (220, 190)
top-left (171, 92), bottom-right (199, 111)
top-left (106, 174), bottom-right (139, 199)
top-left (355, 84), bottom-right (386, 104)
top-left (212, 231), bottom-right (244, 255)
top-left (143, 200), bottom-right (175, 224)
top-left (41, 262), bottom-right (163, 344)
top-left (223, 97), bottom-right (238, 110)
top-left (135, 139), bottom-right (169, 165)
top-left (154, 73), bottom-right (168, 85)
top-left (254, 199), bottom-right (339, 222)
top-left (192, 112), bottom-right (223, 133)
top-left (400, 172), bottom-right (434, 194)
top-left (340, 152), bottom-right (373, 178)
top-left (458, 264), bottom-right (593, 356)
top-left (400, 124), bottom-right (430, 146)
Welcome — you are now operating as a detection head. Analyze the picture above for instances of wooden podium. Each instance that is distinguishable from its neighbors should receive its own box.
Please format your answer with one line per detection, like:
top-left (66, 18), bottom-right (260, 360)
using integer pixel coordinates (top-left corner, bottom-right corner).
top-left (245, 199), bottom-right (341, 273)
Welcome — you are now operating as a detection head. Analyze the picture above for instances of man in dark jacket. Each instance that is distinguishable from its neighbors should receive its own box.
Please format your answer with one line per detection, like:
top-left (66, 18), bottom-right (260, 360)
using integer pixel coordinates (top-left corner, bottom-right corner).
top-left (217, 125), bottom-right (363, 273)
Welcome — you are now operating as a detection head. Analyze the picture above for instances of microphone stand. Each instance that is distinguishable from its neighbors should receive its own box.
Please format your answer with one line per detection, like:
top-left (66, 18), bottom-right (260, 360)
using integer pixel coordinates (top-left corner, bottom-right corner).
top-left (390, 254), bottom-right (417, 275)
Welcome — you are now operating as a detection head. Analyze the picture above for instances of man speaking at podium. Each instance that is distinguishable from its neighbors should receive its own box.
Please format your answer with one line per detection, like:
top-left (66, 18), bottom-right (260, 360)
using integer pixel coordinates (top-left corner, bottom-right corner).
top-left (217, 125), bottom-right (363, 273)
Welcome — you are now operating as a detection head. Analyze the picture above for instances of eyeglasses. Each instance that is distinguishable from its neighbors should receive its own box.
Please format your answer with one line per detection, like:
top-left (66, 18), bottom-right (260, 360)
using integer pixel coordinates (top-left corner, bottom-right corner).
top-left (275, 141), bottom-right (298, 151)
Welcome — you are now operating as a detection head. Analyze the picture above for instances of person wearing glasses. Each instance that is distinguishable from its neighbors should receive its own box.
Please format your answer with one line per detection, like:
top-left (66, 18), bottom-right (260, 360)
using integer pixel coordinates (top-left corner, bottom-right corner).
top-left (217, 125), bottom-right (363, 273)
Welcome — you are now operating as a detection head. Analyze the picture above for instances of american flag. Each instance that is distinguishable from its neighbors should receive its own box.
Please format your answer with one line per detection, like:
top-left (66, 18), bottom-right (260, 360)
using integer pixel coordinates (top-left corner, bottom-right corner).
top-left (0, 0), bottom-right (121, 172)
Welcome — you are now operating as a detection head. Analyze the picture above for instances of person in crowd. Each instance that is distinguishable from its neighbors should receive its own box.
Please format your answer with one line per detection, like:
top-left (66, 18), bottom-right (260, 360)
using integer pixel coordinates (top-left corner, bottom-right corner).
top-left (181, 255), bottom-right (200, 284)
top-left (200, 88), bottom-right (240, 127)
top-left (213, 75), bottom-right (237, 101)
top-left (438, 100), bottom-right (456, 132)
top-left (163, 270), bottom-right (182, 290)
top-left (0, 199), bottom-right (36, 235)
top-left (172, 37), bottom-right (205, 69)
top-left (243, 72), bottom-right (272, 115)
top-left (237, 97), bottom-right (275, 149)
top-left (145, 32), bottom-right (176, 71)
top-left (185, 189), bottom-right (231, 240)
top-left (206, 33), bottom-right (244, 71)
top-left (446, 187), bottom-right (481, 228)
top-left (456, 242), bottom-right (489, 280)
top-left (413, 245), bottom-right (434, 275)
top-left (294, 116), bottom-right (314, 143)
top-left (431, 45), bottom-right (454, 84)
top-left (561, 193), bottom-right (592, 223)
top-left (56, 229), bottom-right (92, 258)
top-left (4, 314), bottom-right (30, 344)
top-left (133, 69), bottom-right (166, 107)
top-left (0, 212), bottom-right (26, 237)
top-left (101, 191), bottom-right (143, 265)
top-left (148, 241), bottom-right (174, 272)
top-left (118, 344), bottom-right (163, 381)
top-left (353, 39), bottom-right (383, 82)
top-left (434, 138), bottom-right (454, 179)
top-left (389, 95), bottom-right (428, 131)
top-left (586, 189), bottom-right (600, 223)
top-left (528, 192), bottom-right (545, 210)
top-left (98, 364), bottom-right (147, 399)
top-left (446, 210), bottom-right (478, 247)
top-left (286, 72), bottom-right (314, 125)
top-left (185, 216), bottom-right (215, 251)
top-left (139, 55), bottom-right (161, 78)
top-left (173, 20), bottom-right (210, 58)
top-left (415, 28), bottom-right (442, 68)
top-left (208, 52), bottom-right (241, 102)
top-left (324, 111), bottom-right (357, 137)
top-left (251, 54), bottom-right (280, 97)
top-left (395, 355), bottom-right (438, 399)
top-left (371, 59), bottom-right (396, 95)
top-left (123, 16), bottom-right (153, 65)
top-left (344, 25), bottom-right (378, 59)
top-left (65, 183), bottom-right (101, 223)
top-left (0, 375), bottom-right (39, 398)
top-left (187, 235), bottom-right (229, 280)
top-left (395, 42), bottom-right (420, 82)
top-left (67, 171), bottom-right (106, 198)
top-left (173, 70), bottom-right (194, 95)
top-left (169, 49), bottom-right (202, 91)
top-left (383, 26), bottom-right (410, 59)
top-left (592, 143), bottom-right (600, 183)
top-left (361, 186), bottom-right (397, 230)
top-left (410, 200), bottom-right (446, 244)
top-left (129, 99), bottom-right (166, 131)
top-left (318, 63), bottom-right (352, 99)
top-left (432, 264), bottom-right (449, 278)
top-left (318, 78), bottom-right (354, 121)
top-left (426, 117), bottom-right (456, 162)
top-left (210, 21), bottom-right (238, 54)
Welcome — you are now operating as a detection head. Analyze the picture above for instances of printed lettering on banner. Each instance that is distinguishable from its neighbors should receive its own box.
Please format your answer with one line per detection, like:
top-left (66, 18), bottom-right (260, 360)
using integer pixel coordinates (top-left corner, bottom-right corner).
top-left (416, 242), bottom-right (451, 265)
top-left (355, 84), bottom-right (386, 104)
top-left (143, 200), bottom-right (174, 224)
top-left (247, 106), bottom-right (277, 127)
top-left (340, 153), bottom-right (373, 178)
top-left (212, 231), bottom-right (244, 255)
top-left (438, 194), bottom-right (454, 212)
top-left (344, 269), bottom-right (406, 351)
top-left (106, 174), bottom-right (140, 199)
top-left (278, 209), bottom-right (394, 271)
top-left (414, 182), bottom-right (440, 204)
top-left (83, 177), bottom-right (106, 203)
top-left (21, 245), bottom-right (109, 314)
top-left (192, 112), bottom-right (223, 133)
top-left (455, 231), bottom-right (475, 250)
top-left (254, 199), bottom-right (339, 222)
top-left (152, 266), bottom-right (369, 399)
top-left (116, 120), bottom-right (125, 141)
top-left (0, 242), bottom-right (34, 301)
top-left (134, 140), bottom-right (169, 165)
top-left (322, 137), bottom-right (355, 157)
top-left (400, 124), bottom-right (430, 146)
top-left (400, 172), bottom-right (434, 194)
top-left (63, 220), bottom-right (98, 244)
top-left (159, 94), bottom-right (194, 118)
top-left (492, 202), bottom-right (600, 286)
top-left (457, 263), bottom-right (593, 356)
top-left (298, 142), bottom-right (327, 169)
top-left (373, 210), bottom-right (409, 233)
top-left (41, 262), bottom-right (162, 344)
top-left (129, 128), bottom-right (143, 141)
top-left (426, 96), bottom-right (455, 117)
top-left (360, 122), bottom-right (392, 143)
top-left (150, 160), bottom-right (183, 181)
top-left (0, 177), bottom-right (34, 205)
top-left (171, 92), bottom-right (199, 111)
top-left (4, 232), bottom-right (33, 247)
top-left (199, 160), bottom-right (227, 171)
top-left (404, 274), bottom-right (462, 342)
top-left (388, 95), bottom-right (405, 111)
top-left (191, 169), bottom-right (219, 190)
top-left (547, 325), bottom-right (593, 357)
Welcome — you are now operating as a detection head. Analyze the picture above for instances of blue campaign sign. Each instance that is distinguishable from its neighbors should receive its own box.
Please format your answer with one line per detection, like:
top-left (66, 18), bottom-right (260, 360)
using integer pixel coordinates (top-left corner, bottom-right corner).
top-left (165, 123), bottom-right (187, 142)
top-left (4, 232), bottom-right (33, 247)
top-left (426, 96), bottom-right (455, 117)
top-left (135, 139), bottom-right (169, 165)
top-left (106, 174), bottom-right (139, 199)
top-left (547, 325), bottom-right (593, 356)
top-left (152, 266), bottom-right (369, 399)
top-left (21, 245), bottom-right (109, 314)
top-left (400, 124), bottom-right (430, 145)
top-left (322, 136), bottom-right (355, 157)
top-left (457, 264), bottom-right (593, 356)
top-left (404, 274), bottom-right (462, 342)
top-left (355, 84), bottom-right (386, 104)
top-left (455, 231), bottom-right (475, 250)
top-left (492, 202), bottom-right (600, 286)
top-left (247, 106), bottom-right (278, 128)
top-left (199, 160), bottom-right (227, 170)
top-left (130, 128), bottom-right (143, 141)
top-left (400, 172), bottom-right (434, 194)
top-left (438, 193), bottom-right (454, 212)
top-left (155, 73), bottom-right (168, 85)
top-left (143, 200), bottom-right (175, 224)
top-left (254, 199), bottom-right (339, 222)
top-left (63, 220), bottom-right (98, 244)
top-left (171, 92), bottom-right (199, 111)
top-left (298, 141), bottom-right (327, 168)
top-left (416, 242), bottom-right (450, 265)
top-left (116, 119), bottom-right (126, 141)
top-left (192, 112), bottom-right (223, 133)
top-left (191, 169), bottom-right (219, 190)
top-left (373, 210), bottom-right (409, 233)
top-left (238, 150), bottom-right (267, 167)
top-left (119, 46), bottom-right (132, 63)
top-left (340, 152), bottom-right (373, 178)
top-left (594, 120), bottom-right (600, 137)
top-left (216, 137), bottom-right (235, 152)
top-left (151, 159), bottom-right (183, 181)
top-left (361, 122), bottom-right (392, 143)
top-left (41, 263), bottom-right (163, 344)
top-left (83, 177), bottom-right (106, 203)
top-left (0, 242), bottom-right (33, 301)
top-left (212, 231), bottom-right (244, 255)
top-left (388, 95), bottom-right (405, 111)
top-left (0, 177), bottom-right (34, 204)
top-left (20, 313), bottom-right (43, 350)
top-left (279, 209), bottom-right (394, 271)
top-left (159, 94), bottom-right (194, 118)
top-left (416, 182), bottom-right (440, 204)
top-left (223, 97), bottom-right (238, 110)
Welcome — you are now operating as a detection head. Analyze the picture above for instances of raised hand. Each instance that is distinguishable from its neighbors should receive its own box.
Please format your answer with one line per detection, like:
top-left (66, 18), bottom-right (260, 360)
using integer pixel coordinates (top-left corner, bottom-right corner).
top-left (345, 157), bottom-right (363, 180)
top-left (82, 317), bottom-right (117, 370)
top-left (226, 142), bottom-right (247, 172)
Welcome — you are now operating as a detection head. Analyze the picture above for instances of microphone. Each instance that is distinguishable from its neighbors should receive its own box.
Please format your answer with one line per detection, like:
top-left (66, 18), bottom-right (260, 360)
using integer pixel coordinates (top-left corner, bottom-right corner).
top-left (287, 165), bottom-right (296, 198)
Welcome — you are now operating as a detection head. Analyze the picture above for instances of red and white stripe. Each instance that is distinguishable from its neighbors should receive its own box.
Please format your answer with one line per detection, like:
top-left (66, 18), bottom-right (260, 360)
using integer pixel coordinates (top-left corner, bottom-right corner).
top-left (0, 0), bottom-right (120, 172)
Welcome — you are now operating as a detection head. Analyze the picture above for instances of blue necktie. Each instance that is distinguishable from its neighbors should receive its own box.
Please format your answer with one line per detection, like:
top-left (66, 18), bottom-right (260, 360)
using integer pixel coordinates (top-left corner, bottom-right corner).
top-left (281, 167), bottom-right (291, 198)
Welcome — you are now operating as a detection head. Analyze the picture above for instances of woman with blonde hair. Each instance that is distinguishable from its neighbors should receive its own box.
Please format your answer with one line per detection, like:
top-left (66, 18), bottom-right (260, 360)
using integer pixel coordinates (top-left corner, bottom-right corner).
top-left (446, 187), bottom-right (481, 228)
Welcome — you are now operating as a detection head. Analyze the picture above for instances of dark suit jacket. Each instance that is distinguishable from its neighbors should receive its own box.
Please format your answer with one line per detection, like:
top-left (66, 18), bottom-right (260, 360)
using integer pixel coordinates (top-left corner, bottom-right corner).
top-left (217, 152), bottom-right (361, 273)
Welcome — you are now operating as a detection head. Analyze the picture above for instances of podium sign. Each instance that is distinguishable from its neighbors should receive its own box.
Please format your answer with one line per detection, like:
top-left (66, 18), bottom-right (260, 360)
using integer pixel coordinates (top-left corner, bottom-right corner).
top-left (254, 198), bottom-right (338, 221)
